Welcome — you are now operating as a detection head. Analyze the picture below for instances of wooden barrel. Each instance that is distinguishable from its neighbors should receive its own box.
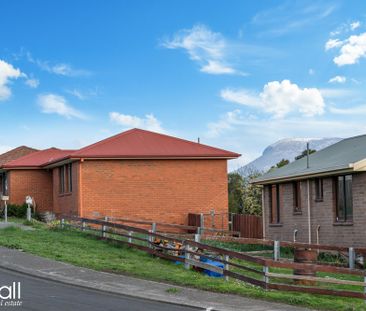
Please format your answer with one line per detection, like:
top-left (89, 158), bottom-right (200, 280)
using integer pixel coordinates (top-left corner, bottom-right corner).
top-left (293, 248), bottom-right (317, 285)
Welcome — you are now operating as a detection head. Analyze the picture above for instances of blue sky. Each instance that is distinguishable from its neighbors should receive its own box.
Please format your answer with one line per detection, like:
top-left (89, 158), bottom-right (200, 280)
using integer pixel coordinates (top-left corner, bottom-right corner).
top-left (1, 0), bottom-right (366, 169)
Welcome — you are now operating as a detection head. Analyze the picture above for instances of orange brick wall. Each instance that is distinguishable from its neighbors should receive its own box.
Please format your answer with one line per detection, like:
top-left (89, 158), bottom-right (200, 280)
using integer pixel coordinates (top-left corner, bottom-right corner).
top-left (52, 162), bottom-right (80, 216)
top-left (80, 159), bottom-right (228, 227)
top-left (8, 169), bottom-right (53, 212)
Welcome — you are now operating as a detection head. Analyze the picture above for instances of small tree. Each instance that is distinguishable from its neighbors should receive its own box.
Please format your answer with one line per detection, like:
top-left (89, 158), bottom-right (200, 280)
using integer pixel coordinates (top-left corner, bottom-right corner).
top-left (228, 169), bottom-right (263, 216)
top-left (228, 172), bottom-right (244, 214)
top-left (243, 170), bottom-right (263, 215)
top-left (269, 158), bottom-right (290, 172)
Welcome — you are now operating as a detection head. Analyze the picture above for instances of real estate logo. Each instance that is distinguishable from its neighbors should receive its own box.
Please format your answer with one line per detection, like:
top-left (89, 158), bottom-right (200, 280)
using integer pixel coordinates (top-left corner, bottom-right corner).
top-left (0, 282), bottom-right (22, 307)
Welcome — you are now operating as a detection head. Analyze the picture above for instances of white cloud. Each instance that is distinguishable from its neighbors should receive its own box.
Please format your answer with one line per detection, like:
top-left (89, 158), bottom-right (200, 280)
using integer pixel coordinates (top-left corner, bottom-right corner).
top-left (319, 88), bottom-right (355, 98)
top-left (26, 52), bottom-right (91, 77)
top-left (37, 94), bottom-right (85, 119)
top-left (330, 21), bottom-right (362, 37)
top-left (330, 32), bottom-right (366, 66)
top-left (329, 105), bottom-right (366, 115)
top-left (48, 63), bottom-right (90, 77)
top-left (207, 110), bottom-right (243, 138)
top-left (162, 24), bottom-right (241, 75)
top-left (66, 89), bottom-right (86, 100)
top-left (253, 3), bottom-right (336, 37)
top-left (200, 60), bottom-right (236, 75)
top-left (220, 89), bottom-right (261, 107)
top-left (65, 88), bottom-right (98, 100)
top-left (0, 60), bottom-right (23, 101)
top-left (221, 80), bottom-right (325, 118)
top-left (25, 78), bottom-right (39, 88)
top-left (109, 112), bottom-right (165, 133)
top-left (350, 21), bottom-right (361, 31)
top-left (328, 75), bottom-right (346, 83)
top-left (325, 38), bottom-right (344, 50)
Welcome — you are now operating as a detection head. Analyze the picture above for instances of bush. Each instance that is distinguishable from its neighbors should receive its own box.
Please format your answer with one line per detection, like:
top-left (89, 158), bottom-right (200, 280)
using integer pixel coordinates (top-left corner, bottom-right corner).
top-left (1, 204), bottom-right (42, 220)
top-left (5, 204), bottom-right (28, 218)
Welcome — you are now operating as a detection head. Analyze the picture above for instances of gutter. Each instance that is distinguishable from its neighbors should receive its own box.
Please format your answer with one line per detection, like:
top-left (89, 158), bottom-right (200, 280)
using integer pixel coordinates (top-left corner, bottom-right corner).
top-left (43, 155), bottom-right (241, 168)
top-left (251, 166), bottom-right (354, 185)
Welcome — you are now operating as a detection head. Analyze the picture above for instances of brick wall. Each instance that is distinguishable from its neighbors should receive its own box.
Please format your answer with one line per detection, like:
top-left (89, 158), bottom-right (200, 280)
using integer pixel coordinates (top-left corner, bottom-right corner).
top-left (8, 169), bottom-right (53, 212)
top-left (264, 172), bottom-right (366, 247)
top-left (52, 162), bottom-right (79, 216)
top-left (79, 159), bottom-right (228, 227)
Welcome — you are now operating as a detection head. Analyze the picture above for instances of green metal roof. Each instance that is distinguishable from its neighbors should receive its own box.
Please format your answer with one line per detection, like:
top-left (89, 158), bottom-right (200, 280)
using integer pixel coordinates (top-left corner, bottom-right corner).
top-left (252, 134), bottom-right (366, 184)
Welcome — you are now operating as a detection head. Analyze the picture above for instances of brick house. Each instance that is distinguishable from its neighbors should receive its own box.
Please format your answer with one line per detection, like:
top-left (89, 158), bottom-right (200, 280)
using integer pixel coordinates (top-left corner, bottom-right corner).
top-left (253, 135), bottom-right (366, 247)
top-left (0, 146), bottom-right (38, 195)
top-left (1, 129), bottom-right (240, 225)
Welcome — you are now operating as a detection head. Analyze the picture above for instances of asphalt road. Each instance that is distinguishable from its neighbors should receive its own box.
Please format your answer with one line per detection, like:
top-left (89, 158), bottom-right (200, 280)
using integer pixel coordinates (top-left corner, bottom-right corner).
top-left (0, 267), bottom-right (202, 311)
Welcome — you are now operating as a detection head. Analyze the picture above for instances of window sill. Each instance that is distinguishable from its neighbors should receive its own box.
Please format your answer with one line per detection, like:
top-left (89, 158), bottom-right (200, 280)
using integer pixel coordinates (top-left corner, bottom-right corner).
top-left (293, 211), bottom-right (302, 216)
top-left (269, 223), bottom-right (283, 227)
top-left (333, 222), bottom-right (353, 226)
top-left (59, 192), bottom-right (72, 197)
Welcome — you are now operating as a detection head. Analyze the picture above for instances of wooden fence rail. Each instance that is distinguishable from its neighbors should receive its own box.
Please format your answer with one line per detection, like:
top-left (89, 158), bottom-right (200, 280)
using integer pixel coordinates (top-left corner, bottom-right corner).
top-left (60, 216), bottom-right (366, 301)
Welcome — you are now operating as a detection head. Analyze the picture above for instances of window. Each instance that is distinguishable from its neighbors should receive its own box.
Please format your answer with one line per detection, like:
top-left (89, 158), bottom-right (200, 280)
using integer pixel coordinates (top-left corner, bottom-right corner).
top-left (0, 172), bottom-right (8, 195)
top-left (269, 184), bottom-right (281, 224)
top-left (59, 164), bottom-right (72, 194)
top-left (293, 181), bottom-right (301, 214)
top-left (335, 175), bottom-right (353, 222)
top-left (315, 178), bottom-right (323, 201)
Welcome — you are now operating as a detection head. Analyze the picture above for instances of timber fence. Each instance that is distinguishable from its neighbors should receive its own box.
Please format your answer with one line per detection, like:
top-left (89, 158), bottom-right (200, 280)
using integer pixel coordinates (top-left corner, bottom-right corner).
top-left (59, 216), bottom-right (366, 301)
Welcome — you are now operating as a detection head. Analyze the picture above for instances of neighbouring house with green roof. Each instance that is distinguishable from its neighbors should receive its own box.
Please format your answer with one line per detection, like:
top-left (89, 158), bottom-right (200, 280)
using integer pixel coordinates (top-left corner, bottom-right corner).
top-left (252, 134), bottom-right (366, 247)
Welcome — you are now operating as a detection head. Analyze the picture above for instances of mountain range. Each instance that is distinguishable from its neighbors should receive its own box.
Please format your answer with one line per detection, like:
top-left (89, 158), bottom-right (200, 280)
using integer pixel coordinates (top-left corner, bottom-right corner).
top-left (237, 137), bottom-right (343, 175)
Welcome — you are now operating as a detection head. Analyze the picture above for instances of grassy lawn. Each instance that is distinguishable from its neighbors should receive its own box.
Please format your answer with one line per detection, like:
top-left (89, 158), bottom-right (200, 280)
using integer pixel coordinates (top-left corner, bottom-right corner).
top-left (0, 221), bottom-right (365, 311)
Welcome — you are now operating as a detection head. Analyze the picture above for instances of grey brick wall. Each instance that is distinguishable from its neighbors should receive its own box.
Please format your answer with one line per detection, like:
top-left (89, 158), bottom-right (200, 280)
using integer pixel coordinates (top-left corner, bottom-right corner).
top-left (264, 172), bottom-right (366, 247)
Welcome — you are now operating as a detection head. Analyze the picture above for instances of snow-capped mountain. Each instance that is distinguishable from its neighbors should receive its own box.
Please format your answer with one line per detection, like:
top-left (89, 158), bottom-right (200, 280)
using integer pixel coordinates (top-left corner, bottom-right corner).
top-left (237, 137), bottom-right (342, 175)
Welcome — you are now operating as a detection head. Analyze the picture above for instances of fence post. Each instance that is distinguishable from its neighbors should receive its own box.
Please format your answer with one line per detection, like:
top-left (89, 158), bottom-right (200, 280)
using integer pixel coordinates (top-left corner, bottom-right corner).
top-left (151, 222), bottom-right (157, 234)
top-left (4, 201), bottom-right (7, 223)
top-left (184, 242), bottom-right (191, 270)
top-left (61, 218), bottom-right (65, 229)
top-left (82, 221), bottom-right (86, 232)
top-left (102, 224), bottom-right (107, 238)
top-left (274, 240), bottom-right (280, 261)
top-left (349, 247), bottom-right (355, 269)
top-left (128, 231), bottom-right (132, 244)
top-left (101, 216), bottom-right (108, 238)
top-left (148, 223), bottom-right (156, 248)
top-left (194, 233), bottom-right (200, 243)
top-left (224, 255), bottom-right (229, 281)
top-left (229, 213), bottom-right (233, 231)
top-left (200, 213), bottom-right (204, 228)
top-left (263, 266), bottom-right (269, 290)
top-left (148, 230), bottom-right (153, 248)
top-left (26, 203), bottom-right (31, 221)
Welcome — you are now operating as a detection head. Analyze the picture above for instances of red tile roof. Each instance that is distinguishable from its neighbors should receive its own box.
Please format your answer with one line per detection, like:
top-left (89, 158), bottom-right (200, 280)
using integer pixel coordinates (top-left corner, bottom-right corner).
top-left (0, 146), bottom-right (38, 166)
top-left (70, 128), bottom-right (240, 159)
top-left (3, 148), bottom-right (74, 168)
top-left (2, 128), bottom-right (240, 168)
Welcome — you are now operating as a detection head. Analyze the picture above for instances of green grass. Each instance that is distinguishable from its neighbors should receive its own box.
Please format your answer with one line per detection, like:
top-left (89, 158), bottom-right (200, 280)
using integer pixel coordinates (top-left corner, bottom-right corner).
top-left (0, 222), bottom-right (365, 311)
top-left (166, 287), bottom-right (181, 294)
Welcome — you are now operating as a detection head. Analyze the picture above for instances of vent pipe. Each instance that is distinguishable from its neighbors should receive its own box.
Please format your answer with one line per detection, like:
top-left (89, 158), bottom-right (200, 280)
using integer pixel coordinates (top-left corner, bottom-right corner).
top-left (197, 137), bottom-right (200, 144)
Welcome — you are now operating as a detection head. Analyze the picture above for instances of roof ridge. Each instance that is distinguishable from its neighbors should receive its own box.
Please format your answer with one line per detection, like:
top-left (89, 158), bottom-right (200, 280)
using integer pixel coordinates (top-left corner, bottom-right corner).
top-left (72, 128), bottom-right (136, 155)
top-left (132, 128), bottom-right (240, 155)
top-left (73, 128), bottom-right (239, 156)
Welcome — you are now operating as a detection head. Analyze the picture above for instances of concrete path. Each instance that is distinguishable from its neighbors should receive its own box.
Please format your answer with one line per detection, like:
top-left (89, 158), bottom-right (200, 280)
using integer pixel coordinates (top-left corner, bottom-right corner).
top-left (0, 221), bottom-right (34, 230)
top-left (0, 247), bottom-right (309, 311)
